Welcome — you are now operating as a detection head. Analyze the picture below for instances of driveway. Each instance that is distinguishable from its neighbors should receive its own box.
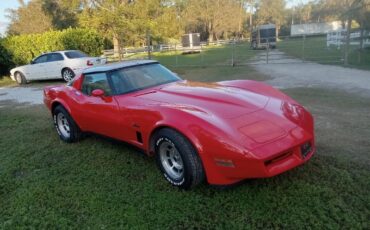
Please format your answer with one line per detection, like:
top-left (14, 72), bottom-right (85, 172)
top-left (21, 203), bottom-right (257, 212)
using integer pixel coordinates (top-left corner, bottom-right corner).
top-left (251, 50), bottom-right (370, 97)
top-left (0, 81), bottom-right (63, 105)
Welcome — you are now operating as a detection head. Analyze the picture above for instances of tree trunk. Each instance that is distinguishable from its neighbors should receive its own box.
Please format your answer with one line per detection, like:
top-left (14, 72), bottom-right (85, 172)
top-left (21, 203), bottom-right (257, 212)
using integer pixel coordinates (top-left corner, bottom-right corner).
top-left (208, 22), bottom-right (214, 43)
top-left (113, 35), bottom-right (121, 60)
top-left (359, 27), bottom-right (364, 50)
top-left (344, 18), bottom-right (352, 66)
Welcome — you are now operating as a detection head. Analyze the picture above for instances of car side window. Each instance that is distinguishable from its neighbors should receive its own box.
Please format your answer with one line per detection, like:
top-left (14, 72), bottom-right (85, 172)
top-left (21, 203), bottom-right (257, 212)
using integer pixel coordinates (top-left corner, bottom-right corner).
top-left (47, 53), bottom-right (64, 62)
top-left (33, 55), bottom-right (48, 64)
top-left (81, 73), bottom-right (112, 96)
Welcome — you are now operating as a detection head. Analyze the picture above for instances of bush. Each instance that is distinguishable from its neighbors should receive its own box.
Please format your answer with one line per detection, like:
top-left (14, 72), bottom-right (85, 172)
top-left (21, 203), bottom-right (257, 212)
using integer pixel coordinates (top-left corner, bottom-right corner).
top-left (0, 39), bottom-right (14, 75)
top-left (0, 28), bottom-right (105, 70)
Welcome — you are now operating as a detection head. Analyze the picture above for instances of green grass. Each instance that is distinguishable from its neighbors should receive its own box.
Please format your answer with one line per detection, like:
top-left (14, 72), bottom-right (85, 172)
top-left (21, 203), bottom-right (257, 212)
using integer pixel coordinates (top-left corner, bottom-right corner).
top-left (279, 36), bottom-right (370, 70)
top-left (0, 76), bottom-right (16, 87)
top-left (0, 84), bottom-right (369, 228)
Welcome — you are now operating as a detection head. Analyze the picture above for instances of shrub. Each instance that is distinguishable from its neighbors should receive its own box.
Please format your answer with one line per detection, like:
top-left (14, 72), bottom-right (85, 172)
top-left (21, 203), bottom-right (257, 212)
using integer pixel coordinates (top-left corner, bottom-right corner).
top-left (0, 28), bottom-right (105, 70)
top-left (0, 38), bottom-right (14, 75)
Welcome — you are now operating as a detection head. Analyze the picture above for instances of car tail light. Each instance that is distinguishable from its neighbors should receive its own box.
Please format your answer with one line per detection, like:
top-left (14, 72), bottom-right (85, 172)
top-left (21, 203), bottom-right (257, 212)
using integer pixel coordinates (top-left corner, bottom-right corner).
top-left (87, 60), bottom-right (94, 66)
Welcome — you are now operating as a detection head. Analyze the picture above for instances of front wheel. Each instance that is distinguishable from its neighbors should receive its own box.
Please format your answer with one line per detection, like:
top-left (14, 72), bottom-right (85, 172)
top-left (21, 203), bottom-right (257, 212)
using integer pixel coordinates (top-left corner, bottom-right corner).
top-left (62, 68), bottom-right (75, 82)
top-left (154, 128), bottom-right (205, 189)
top-left (15, 72), bottom-right (26, 85)
top-left (53, 105), bottom-right (81, 143)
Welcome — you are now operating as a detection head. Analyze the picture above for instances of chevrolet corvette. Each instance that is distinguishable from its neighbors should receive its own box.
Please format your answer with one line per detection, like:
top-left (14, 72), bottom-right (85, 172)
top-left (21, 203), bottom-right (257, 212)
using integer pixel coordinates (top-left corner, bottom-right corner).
top-left (44, 60), bottom-right (315, 189)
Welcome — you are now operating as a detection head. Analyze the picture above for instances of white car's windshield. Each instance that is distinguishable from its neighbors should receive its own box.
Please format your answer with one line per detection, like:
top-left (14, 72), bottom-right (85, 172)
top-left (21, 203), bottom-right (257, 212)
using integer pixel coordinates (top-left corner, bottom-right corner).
top-left (109, 63), bottom-right (181, 95)
top-left (64, 51), bottom-right (88, 59)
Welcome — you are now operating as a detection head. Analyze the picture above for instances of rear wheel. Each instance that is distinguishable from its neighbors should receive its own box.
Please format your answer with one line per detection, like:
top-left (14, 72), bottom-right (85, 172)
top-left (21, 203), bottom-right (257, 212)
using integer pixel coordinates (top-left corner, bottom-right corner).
top-left (15, 72), bottom-right (26, 85)
top-left (252, 41), bottom-right (257, 50)
top-left (62, 68), bottom-right (75, 82)
top-left (154, 128), bottom-right (205, 189)
top-left (53, 105), bottom-right (81, 143)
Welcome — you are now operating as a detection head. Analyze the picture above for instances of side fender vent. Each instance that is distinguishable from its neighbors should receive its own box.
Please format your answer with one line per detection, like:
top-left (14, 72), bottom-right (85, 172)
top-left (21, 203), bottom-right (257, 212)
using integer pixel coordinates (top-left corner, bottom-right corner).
top-left (136, 131), bottom-right (143, 143)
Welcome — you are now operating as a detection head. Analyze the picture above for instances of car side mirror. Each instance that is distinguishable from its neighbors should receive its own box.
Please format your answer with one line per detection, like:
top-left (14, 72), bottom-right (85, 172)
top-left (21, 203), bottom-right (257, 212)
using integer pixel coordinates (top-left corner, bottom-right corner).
top-left (30, 60), bottom-right (35, 65)
top-left (91, 89), bottom-right (105, 97)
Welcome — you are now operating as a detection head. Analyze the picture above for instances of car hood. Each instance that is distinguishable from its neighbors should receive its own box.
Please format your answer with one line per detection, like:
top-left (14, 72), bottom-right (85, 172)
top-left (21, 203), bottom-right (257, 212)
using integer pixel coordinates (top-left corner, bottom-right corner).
top-left (136, 81), bottom-right (270, 119)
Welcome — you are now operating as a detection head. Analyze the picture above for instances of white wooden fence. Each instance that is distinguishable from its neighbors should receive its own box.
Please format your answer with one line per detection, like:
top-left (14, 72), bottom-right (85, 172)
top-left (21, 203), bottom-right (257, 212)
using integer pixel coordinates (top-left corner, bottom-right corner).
top-left (327, 30), bottom-right (370, 48)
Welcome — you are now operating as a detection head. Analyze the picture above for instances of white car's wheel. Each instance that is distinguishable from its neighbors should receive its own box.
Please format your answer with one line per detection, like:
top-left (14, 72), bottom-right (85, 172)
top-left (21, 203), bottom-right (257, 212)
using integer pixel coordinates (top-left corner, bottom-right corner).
top-left (62, 68), bottom-right (75, 82)
top-left (15, 72), bottom-right (27, 85)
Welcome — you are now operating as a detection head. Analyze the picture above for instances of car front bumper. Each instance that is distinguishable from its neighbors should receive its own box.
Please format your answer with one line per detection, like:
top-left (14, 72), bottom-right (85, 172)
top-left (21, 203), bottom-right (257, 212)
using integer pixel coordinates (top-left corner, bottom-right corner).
top-left (201, 128), bottom-right (315, 186)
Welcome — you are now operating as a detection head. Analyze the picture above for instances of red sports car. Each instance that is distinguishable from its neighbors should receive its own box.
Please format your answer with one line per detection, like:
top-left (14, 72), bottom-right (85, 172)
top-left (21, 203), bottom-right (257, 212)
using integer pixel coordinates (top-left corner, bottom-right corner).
top-left (44, 60), bottom-right (315, 189)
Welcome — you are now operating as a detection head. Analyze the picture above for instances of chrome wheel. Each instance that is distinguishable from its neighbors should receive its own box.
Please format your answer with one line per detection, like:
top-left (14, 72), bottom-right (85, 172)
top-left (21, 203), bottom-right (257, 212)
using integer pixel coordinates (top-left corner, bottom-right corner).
top-left (57, 113), bottom-right (70, 138)
top-left (62, 69), bottom-right (74, 82)
top-left (159, 141), bottom-right (184, 180)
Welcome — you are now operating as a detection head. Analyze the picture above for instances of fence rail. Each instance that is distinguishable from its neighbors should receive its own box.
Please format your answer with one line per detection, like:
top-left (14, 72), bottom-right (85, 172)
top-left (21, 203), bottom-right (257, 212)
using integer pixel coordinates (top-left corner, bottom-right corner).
top-left (102, 33), bottom-right (369, 67)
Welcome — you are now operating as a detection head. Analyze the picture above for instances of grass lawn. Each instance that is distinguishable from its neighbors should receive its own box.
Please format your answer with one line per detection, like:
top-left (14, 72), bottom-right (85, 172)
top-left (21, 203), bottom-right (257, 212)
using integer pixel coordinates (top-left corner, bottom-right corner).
top-left (0, 77), bottom-right (16, 87)
top-left (108, 43), bottom-right (270, 83)
top-left (278, 36), bottom-right (370, 70)
top-left (1, 77), bottom-right (369, 228)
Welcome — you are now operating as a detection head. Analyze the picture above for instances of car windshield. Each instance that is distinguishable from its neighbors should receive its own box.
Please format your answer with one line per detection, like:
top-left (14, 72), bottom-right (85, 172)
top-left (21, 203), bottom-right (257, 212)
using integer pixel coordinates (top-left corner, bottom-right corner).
top-left (109, 63), bottom-right (181, 95)
top-left (64, 51), bottom-right (89, 59)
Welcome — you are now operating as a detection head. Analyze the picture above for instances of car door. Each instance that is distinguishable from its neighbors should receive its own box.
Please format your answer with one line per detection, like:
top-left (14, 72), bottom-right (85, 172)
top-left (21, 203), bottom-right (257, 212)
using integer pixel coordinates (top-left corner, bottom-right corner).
top-left (70, 72), bottom-right (124, 139)
top-left (26, 54), bottom-right (48, 80)
top-left (46, 53), bottom-right (65, 79)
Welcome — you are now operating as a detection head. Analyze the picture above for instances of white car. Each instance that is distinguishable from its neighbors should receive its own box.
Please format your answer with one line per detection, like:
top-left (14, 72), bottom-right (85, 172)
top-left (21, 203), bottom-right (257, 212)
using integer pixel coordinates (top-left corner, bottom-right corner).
top-left (10, 50), bottom-right (107, 84)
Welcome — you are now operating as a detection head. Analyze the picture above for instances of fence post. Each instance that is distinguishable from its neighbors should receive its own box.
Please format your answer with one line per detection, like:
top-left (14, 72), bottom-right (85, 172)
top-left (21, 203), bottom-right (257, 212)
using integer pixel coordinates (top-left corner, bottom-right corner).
top-left (302, 35), bottom-right (306, 62)
top-left (266, 42), bottom-right (269, 64)
top-left (146, 30), bottom-right (151, 60)
top-left (201, 43), bottom-right (204, 66)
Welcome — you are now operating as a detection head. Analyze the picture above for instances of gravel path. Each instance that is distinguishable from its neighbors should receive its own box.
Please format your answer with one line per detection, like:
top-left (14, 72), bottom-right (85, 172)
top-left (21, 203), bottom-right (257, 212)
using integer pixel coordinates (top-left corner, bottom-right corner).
top-left (251, 50), bottom-right (370, 97)
top-left (0, 86), bottom-right (44, 105)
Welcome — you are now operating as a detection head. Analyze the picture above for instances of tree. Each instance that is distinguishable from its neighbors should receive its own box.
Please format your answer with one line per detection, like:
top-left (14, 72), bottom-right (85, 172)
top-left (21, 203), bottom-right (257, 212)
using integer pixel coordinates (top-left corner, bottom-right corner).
top-left (6, 0), bottom-right (81, 35)
top-left (79, 0), bottom-right (181, 57)
top-left (41, 0), bottom-right (81, 29)
top-left (182, 0), bottom-right (247, 41)
top-left (255, 0), bottom-right (285, 37)
top-left (6, 0), bottom-right (53, 35)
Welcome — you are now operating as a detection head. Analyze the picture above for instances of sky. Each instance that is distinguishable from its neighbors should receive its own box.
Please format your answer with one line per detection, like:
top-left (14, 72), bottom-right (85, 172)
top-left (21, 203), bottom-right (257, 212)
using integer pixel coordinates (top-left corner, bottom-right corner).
top-left (0, 0), bottom-right (312, 36)
top-left (0, 0), bottom-right (30, 36)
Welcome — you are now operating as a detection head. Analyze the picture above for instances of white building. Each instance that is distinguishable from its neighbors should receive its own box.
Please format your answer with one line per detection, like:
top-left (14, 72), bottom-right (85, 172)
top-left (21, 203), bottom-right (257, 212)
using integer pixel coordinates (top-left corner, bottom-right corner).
top-left (291, 21), bottom-right (345, 37)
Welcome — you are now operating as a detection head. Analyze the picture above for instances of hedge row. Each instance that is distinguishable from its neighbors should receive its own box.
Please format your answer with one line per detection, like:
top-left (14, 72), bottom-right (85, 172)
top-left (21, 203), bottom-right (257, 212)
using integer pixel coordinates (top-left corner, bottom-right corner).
top-left (0, 28), bottom-right (105, 75)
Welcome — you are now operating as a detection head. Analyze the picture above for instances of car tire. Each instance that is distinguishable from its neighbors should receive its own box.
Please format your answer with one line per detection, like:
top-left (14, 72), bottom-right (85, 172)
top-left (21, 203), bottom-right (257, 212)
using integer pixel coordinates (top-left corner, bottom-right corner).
top-left (154, 128), bottom-right (205, 189)
top-left (53, 105), bottom-right (81, 143)
top-left (252, 41), bottom-right (257, 50)
top-left (62, 68), bottom-right (75, 82)
top-left (15, 71), bottom-right (27, 85)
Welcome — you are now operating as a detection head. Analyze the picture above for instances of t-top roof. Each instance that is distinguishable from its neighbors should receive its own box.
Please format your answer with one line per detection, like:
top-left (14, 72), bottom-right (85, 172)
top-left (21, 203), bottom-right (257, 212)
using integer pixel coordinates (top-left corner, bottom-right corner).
top-left (83, 60), bottom-right (159, 74)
